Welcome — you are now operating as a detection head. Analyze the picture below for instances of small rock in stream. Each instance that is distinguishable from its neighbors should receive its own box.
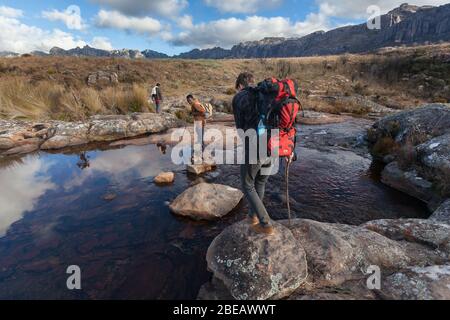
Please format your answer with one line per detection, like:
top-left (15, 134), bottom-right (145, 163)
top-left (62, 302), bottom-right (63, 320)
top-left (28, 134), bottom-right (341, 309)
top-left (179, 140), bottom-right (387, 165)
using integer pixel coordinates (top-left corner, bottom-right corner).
top-left (154, 172), bottom-right (175, 184)
top-left (169, 183), bottom-right (243, 220)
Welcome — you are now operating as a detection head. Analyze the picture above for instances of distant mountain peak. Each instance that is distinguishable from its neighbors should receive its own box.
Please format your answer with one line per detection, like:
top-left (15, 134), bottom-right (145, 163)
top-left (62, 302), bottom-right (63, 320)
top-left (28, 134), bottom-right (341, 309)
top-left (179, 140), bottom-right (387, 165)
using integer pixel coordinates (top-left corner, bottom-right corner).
top-left (388, 3), bottom-right (434, 15)
top-left (0, 51), bottom-right (19, 57)
top-left (178, 3), bottom-right (450, 59)
top-left (46, 45), bottom-right (168, 59)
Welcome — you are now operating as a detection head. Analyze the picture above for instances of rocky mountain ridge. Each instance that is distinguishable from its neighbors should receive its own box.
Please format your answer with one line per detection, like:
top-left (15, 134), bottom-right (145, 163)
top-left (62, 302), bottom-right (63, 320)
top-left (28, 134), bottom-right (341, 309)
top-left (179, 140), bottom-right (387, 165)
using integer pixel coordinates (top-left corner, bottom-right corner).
top-left (177, 3), bottom-right (450, 59)
top-left (1, 3), bottom-right (449, 59)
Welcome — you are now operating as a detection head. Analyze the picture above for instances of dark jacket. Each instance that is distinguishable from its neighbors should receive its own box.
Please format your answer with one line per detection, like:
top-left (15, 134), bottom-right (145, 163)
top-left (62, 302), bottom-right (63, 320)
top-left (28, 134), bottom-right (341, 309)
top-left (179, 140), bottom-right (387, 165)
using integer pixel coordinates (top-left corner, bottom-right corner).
top-left (232, 87), bottom-right (259, 131)
top-left (232, 87), bottom-right (262, 162)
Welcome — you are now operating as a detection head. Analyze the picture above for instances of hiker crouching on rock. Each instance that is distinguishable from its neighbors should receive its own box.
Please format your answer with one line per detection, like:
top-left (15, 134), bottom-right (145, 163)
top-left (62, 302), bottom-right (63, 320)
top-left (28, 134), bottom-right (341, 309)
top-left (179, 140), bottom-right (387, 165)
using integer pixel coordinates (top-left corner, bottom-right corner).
top-left (187, 94), bottom-right (207, 163)
top-left (233, 72), bottom-right (275, 235)
top-left (151, 83), bottom-right (163, 113)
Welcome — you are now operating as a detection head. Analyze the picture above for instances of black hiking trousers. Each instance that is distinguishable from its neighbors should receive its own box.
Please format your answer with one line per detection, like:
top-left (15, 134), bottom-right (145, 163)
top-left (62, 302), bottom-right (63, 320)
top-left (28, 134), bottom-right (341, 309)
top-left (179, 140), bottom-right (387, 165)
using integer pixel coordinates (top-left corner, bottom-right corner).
top-left (240, 159), bottom-right (273, 226)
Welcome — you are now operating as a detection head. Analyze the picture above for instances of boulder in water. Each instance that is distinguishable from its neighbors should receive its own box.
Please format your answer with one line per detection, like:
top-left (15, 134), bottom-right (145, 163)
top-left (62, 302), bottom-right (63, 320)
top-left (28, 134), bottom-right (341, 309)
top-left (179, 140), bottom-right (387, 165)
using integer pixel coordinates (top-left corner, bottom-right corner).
top-left (368, 104), bottom-right (450, 207)
top-left (169, 183), bottom-right (243, 220)
top-left (381, 162), bottom-right (435, 204)
top-left (187, 163), bottom-right (216, 175)
top-left (154, 172), bottom-right (175, 184)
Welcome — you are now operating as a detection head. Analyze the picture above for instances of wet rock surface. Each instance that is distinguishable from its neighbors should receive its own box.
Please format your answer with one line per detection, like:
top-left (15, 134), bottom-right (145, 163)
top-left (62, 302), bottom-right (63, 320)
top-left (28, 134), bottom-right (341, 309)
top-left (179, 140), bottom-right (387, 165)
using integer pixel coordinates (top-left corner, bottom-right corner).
top-left (0, 113), bottom-right (183, 156)
top-left (298, 117), bottom-right (373, 156)
top-left (169, 183), bottom-right (243, 220)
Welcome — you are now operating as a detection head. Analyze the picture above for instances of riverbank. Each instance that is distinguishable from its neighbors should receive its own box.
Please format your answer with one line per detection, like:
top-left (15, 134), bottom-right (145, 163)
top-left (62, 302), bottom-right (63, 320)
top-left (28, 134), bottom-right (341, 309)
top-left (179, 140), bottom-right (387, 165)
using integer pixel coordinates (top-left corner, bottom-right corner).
top-left (0, 113), bottom-right (182, 157)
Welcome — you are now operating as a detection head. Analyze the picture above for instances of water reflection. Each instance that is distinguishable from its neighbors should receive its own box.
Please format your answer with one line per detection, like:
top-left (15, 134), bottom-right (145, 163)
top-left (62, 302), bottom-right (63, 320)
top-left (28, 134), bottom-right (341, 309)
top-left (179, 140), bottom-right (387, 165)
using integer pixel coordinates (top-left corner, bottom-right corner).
top-left (76, 152), bottom-right (90, 170)
top-left (64, 145), bottom-right (174, 191)
top-left (156, 143), bottom-right (167, 155)
top-left (0, 156), bottom-right (55, 236)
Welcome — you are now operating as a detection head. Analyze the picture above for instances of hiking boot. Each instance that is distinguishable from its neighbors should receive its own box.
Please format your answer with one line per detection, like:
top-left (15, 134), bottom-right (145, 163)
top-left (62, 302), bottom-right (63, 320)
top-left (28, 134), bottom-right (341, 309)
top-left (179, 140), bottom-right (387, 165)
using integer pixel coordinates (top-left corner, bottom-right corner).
top-left (251, 224), bottom-right (275, 236)
top-left (247, 216), bottom-right (259, 226)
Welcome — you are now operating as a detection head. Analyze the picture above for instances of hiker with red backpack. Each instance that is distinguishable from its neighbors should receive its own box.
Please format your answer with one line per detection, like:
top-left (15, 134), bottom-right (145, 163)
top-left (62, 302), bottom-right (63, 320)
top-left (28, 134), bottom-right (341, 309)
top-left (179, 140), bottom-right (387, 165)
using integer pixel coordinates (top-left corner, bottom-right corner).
top-left (232, 72), bottom-right (301, 235)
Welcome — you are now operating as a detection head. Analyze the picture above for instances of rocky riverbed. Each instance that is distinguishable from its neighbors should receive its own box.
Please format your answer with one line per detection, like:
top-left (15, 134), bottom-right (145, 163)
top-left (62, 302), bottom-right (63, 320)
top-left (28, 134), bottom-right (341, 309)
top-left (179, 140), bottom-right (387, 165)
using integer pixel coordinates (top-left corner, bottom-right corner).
top-left (0, 106), bottom-right (448, 300)
top-left (197, 104), bottom-right (450, 300)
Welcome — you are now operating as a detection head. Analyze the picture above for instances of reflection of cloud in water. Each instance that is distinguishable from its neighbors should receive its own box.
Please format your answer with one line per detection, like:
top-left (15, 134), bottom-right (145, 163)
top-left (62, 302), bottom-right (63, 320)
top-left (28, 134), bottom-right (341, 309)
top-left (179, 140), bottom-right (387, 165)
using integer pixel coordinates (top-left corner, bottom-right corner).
top-left (0, 156), bottom-right (55, 236)
top-left (65, 146), bottom-right (164, 190)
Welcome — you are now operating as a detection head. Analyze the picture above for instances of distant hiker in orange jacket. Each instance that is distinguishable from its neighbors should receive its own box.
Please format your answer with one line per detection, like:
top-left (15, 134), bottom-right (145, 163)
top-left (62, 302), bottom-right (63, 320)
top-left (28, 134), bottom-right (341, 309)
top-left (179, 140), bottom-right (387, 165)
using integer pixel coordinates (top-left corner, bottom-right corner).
top-left (187, 94), bottom-right (206, 162)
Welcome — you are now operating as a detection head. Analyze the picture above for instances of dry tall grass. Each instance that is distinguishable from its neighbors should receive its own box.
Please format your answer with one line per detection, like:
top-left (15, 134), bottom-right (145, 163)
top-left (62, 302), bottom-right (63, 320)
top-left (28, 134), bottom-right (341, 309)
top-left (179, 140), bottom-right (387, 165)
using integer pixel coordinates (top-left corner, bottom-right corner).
top-left (0, 43), bottom-right (449, 120)
top-left (0, 78), bottom-right (74, 119)
top-left (0, 78), bottom-right (153, 120)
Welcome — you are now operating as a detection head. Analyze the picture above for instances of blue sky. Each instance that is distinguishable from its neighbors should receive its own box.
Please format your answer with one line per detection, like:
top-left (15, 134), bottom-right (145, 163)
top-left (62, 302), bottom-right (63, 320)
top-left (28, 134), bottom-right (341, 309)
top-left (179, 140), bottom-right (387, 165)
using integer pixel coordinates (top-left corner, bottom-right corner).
top-left (0, 0), bottom-right (448, 55)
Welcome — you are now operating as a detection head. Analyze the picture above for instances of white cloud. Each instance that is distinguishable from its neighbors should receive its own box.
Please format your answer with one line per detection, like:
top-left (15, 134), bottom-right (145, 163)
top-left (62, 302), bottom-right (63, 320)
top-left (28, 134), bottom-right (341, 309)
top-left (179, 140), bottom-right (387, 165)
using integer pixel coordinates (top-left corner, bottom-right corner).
top-left (170, 0), bottom-right (450, 49)
top-left (64, 147), bottom-right (166, 190)
top-left (0, 8), bottom-right (86, 53)
top-left (0, 157), bottom-right (55, 237)
top-left (91, 36), bottom-right (113, 50)
top-left (177, 14), bottom-right (193, 29)
top-left (42, 5), bottom-right (86, 30)
top-left (204, 0), bottom-right (282, 13)
top-left (0, 5), bottom-right (23, 18)
top-left (315, 0), bottom-right (450, 19)
top-left (91, 0), bottom-right (188, 18)
top-left (95, 9), bottom-right (162, 35)
top-left (169, 9), bottom-right (330, 48)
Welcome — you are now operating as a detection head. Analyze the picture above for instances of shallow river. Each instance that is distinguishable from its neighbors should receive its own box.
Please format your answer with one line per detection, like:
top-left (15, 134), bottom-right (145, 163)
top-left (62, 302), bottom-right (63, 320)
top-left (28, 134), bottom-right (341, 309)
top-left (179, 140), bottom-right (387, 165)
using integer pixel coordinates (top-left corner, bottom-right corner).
top-left (0, 124), bottom-right (428, 299)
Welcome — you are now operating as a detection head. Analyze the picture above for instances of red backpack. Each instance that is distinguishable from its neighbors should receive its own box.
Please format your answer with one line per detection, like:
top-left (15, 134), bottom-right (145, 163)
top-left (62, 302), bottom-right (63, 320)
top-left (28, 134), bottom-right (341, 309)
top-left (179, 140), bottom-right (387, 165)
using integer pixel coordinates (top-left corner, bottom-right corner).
top-left (256, 78), bottom-right (302, 158)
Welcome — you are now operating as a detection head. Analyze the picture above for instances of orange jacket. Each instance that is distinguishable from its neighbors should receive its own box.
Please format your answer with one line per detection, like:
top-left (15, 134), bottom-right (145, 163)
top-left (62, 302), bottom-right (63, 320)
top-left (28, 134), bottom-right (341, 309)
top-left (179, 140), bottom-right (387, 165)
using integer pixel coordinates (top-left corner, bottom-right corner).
top-left (190, 99), bottom-right (206, 121)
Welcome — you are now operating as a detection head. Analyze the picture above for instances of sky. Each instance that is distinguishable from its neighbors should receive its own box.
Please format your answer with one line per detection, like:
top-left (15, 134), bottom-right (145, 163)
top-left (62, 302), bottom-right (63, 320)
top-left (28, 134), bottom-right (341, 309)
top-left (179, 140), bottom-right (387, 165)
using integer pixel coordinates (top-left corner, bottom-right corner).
top-left (0, 0), bottom-right (448, 56)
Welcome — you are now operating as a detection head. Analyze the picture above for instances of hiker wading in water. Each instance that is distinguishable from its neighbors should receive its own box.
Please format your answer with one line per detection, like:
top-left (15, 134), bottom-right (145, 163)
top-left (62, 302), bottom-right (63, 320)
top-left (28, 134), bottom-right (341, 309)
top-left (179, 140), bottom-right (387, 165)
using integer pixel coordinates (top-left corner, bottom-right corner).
top-left (187, 95), bottom-right (212, 163)
top-left (233, 72), bottom-right (275, 235)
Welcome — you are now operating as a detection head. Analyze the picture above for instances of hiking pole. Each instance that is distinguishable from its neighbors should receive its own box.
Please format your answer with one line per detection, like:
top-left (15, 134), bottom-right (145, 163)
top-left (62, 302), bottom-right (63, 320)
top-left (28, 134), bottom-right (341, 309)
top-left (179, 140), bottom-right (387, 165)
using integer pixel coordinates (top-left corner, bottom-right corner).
top-left (285, 155), bottom-right (293, 226)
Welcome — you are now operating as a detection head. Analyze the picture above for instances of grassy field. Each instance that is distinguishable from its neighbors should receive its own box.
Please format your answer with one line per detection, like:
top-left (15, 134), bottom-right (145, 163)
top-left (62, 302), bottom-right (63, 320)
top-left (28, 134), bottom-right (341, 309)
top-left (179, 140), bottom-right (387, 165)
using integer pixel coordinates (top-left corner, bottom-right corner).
top-left (0, 43), bottom-right (449, 121)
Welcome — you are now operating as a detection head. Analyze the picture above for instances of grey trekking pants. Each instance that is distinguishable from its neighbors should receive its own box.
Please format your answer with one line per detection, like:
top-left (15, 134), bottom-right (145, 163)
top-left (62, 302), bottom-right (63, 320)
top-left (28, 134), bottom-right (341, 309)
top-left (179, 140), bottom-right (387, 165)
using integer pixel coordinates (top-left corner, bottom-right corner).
top-left (240, 159), bottom-right (272, 226)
